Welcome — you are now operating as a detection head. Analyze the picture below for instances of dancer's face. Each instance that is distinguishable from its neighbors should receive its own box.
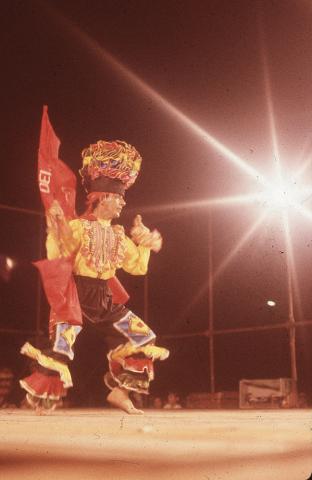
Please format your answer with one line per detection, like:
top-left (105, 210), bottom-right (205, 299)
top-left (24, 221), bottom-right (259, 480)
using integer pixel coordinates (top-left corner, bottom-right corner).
top-left (94, 193), bottom-right (126, 220)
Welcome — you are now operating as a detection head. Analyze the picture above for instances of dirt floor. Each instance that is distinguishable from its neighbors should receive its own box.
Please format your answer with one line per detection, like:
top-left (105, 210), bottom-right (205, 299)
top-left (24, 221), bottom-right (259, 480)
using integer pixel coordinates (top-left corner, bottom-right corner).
top-left (0, 408), bottom-right (311, 480)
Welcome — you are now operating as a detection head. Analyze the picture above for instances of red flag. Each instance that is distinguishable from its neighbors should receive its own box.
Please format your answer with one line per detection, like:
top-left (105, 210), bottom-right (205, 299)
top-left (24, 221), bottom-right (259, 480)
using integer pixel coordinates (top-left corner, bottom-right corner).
top-left (108, 276), bottom-right (130, 304)
top-left (38, 106), bottom-right (76, 219)
top-left (34, 258), bottom-right (82, 328)
top-left (37, 106), bottom-right (129, 306)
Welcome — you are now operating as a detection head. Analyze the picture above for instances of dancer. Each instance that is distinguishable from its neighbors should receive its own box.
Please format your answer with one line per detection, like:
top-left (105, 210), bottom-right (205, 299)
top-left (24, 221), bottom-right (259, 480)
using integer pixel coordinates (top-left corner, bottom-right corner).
top-left (20, 107), bottom-right (169, 414)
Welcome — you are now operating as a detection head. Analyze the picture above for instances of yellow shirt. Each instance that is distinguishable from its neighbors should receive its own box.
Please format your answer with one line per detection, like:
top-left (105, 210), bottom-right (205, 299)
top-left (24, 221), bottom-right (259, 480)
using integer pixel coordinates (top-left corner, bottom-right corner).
top-left (46, 218), bottom-right (150, 279)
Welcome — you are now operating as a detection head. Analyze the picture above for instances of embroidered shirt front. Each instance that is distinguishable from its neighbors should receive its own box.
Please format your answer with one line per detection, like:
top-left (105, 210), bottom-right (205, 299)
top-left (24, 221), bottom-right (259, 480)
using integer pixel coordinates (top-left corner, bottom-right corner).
top-left (46, 218), bottom-right (150, 279)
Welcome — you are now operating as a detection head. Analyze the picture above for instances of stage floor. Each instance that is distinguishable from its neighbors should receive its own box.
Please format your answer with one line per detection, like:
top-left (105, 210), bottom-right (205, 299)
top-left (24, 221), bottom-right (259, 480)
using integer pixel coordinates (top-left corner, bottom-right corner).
top-left (1, 408), bottom-right (311, 480)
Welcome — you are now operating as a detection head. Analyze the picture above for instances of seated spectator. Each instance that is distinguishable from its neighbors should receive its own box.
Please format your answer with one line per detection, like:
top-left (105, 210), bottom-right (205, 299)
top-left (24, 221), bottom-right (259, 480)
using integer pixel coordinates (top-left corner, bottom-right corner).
top-left (0, 367), bottom-right (16, 408)
top-left (163, 392), bottom-right (182, 409)
top-left (152, 396), bottom-right (163, 409)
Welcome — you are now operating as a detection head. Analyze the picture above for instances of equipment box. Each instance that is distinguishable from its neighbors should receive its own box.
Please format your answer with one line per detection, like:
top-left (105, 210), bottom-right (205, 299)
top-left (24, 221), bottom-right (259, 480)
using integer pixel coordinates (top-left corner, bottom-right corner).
top-left (239, 378), bottom-right (297, 408)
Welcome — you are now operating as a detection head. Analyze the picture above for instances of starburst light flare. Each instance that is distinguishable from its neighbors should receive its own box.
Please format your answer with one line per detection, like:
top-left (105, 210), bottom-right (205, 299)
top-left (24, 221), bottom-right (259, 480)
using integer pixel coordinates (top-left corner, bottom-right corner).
top-left (258, 176), bottom-right (312, 211)
top-left (281, 210), bottom-right (304, 323)
top-left (45, 2), bottom-right (270, 188)
top-left (126, 193), bottom-right (263, 216)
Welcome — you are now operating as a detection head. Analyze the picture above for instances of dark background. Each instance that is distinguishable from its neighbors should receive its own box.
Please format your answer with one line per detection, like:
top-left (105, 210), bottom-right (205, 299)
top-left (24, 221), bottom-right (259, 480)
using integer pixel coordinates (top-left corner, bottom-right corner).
top-left (1, 0), bottom-right (312, 404)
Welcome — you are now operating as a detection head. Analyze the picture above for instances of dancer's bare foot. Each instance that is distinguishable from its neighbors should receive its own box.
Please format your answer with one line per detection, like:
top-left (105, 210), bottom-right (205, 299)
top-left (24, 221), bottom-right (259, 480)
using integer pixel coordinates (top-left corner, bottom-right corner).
top-left (107, 387), bottom-right (144, 415)
top-left (35, 406), bottom-right (51, 416)
top-left (35, 404), bottom-right (56, 416)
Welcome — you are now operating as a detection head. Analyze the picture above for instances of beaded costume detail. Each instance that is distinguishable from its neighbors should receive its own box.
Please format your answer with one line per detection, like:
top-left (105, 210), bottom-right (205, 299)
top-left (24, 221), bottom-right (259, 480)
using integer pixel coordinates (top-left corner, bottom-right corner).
top-left (80, 220), bottom-right (126, 274)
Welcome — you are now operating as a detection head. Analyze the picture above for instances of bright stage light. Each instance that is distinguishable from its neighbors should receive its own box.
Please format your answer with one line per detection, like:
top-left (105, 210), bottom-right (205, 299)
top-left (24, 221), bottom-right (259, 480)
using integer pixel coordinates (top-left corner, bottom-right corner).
top-left (267, 300), bottom-right (276, 307)
top-left (260, 176), bottom-right (309, 211)
top-left (264, 184), bottom-right (297, 209)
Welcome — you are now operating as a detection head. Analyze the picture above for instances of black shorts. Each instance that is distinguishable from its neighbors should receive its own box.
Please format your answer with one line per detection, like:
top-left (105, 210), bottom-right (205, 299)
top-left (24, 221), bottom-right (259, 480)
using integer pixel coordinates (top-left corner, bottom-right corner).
top-left (74, 275), bottom-right (129, 331)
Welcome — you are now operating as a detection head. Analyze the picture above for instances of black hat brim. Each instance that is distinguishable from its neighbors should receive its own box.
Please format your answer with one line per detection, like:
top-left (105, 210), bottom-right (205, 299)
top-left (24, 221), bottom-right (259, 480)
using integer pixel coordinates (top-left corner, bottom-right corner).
top-left (84, 176), bottom-right (126, 196)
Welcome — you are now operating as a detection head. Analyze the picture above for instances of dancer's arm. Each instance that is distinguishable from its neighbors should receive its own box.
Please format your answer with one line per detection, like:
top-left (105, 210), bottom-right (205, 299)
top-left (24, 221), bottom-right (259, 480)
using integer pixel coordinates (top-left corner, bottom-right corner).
top-left (46, 200), bottom-right (81, 259)
top-left (122, 215), bottom-right (162, 275)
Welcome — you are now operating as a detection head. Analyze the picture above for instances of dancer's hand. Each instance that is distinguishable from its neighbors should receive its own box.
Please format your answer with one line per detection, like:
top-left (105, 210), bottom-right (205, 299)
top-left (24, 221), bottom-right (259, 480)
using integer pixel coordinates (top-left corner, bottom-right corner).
top-left (130, 215), bottom-right (150, 241)
top-left (48, 200), bottom-right (65, 220)
top-left (130, 215), bottom-right (163, 252)
top-left (46, 200), bottom-right (72, 240)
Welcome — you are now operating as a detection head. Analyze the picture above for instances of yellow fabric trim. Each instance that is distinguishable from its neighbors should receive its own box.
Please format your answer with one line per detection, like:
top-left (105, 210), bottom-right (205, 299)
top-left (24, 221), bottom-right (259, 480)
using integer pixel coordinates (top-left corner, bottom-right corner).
top-left (128, 316), bottom-right (151, 336)
top-left (110, 342), bottom-right (169, 364)
top-left (20, 342), bottom-right (73, 388)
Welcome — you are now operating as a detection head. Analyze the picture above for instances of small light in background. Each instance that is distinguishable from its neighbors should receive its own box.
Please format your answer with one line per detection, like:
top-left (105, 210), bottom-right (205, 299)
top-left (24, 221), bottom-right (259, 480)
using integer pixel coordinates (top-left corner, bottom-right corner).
top-left (6, 257), bottom-right (15, 270)
top-left (0, 255), bottom-right (16, 282)
top-left (267, 300), bottom-right (276, 307)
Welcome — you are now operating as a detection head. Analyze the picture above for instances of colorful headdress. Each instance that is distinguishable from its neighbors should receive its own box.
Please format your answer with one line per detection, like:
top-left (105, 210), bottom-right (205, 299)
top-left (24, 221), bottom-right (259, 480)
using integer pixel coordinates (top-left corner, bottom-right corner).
top-left (80, 140), bottom-right (142, 195)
